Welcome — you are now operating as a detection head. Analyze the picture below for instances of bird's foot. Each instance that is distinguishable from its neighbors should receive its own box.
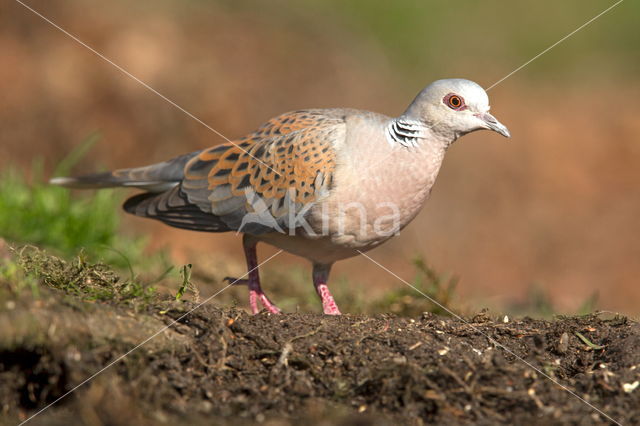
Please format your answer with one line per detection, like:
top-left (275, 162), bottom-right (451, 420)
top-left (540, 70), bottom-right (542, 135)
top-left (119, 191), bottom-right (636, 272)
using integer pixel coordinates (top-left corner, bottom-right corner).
top-left (223, 277), bottom-right (281, 315)
top-left (315, 283), bottom-right (341, 315)
top-left (248, 288), bottom-right (282, 315)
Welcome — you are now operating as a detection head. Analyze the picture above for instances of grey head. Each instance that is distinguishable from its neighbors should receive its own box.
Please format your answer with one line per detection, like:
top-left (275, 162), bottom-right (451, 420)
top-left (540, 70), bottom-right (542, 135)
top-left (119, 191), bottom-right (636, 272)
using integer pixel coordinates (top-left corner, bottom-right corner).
top-left (403, 78), bottom-right (510, 141)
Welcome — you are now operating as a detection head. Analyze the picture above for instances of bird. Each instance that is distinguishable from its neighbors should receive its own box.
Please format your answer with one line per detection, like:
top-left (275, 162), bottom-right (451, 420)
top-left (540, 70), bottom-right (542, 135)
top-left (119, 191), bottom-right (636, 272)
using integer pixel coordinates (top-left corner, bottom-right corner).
top-left (51, 78), bottom-right (510, 315)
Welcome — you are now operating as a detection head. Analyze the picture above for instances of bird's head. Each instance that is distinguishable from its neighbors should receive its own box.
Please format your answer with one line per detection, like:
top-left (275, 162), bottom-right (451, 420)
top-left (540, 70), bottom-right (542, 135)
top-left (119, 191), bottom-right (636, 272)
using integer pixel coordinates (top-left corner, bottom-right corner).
top-left (404, 78), bottom-right (510, 141)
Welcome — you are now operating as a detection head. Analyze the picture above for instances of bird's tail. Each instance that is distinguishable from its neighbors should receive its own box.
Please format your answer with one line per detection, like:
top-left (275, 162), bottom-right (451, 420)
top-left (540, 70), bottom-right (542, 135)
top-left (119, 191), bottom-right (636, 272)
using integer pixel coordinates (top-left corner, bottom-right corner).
top-left (50, 151), bottom-right (199, 193)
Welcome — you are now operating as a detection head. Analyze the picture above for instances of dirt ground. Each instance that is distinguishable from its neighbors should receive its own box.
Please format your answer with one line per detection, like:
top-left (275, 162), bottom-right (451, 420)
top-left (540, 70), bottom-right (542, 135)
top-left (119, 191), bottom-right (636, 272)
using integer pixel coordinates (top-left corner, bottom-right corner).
top-left (1, 255), bottom-right (639, 426)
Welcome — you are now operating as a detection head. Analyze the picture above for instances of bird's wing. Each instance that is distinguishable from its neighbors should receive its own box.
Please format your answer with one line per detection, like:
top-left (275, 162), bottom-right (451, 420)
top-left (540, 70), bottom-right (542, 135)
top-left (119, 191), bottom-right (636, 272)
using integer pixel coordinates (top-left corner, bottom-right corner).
top-left (177, 109), bottom-right (347, 234)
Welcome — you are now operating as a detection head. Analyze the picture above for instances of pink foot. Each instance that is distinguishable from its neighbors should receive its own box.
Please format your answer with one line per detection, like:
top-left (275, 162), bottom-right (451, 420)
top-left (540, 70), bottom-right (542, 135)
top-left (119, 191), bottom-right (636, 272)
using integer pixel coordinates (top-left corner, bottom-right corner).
top-left (249, 289), bottom-right (281, 315)
top-left (224, 276), bottom-right (281, 315)
top-left (312, 264), bottom-right (341, 315)
top-left (316, 283), bottom-right (341, 315)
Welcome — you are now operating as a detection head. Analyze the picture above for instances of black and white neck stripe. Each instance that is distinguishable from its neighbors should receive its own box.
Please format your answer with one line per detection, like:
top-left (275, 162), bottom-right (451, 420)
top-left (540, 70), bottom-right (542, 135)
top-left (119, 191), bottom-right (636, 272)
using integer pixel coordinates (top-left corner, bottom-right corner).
top-left (386, 118), bottom-right (430, 148)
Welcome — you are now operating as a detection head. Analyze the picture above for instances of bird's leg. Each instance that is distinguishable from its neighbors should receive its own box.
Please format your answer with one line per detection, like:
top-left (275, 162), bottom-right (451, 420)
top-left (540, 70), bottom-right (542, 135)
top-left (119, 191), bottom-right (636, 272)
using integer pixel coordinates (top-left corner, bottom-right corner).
top-left (225, 236), bottom-right (281, 315)
top-left (312, 263), bottom-right (341, 315)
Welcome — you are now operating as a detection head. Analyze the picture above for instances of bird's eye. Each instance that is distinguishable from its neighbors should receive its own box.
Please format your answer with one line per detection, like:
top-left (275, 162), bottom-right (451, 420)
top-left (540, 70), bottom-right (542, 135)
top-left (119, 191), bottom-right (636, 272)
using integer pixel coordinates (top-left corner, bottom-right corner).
top-left (444, 93), bottom-right (465, 110)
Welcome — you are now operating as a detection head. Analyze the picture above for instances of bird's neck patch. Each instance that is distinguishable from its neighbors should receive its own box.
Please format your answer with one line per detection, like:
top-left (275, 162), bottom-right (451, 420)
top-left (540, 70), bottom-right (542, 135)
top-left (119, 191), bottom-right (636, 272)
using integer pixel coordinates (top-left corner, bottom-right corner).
top-left (386, 118), bottom-right (430, 148)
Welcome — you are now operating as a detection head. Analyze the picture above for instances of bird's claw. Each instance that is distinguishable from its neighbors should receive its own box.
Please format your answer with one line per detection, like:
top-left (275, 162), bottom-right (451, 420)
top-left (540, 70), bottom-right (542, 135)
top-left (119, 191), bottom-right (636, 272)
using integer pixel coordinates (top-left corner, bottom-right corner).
top-left (223, 276), bottom-right (249, 286)
top-left (223, 277), bottom-right (281, 315)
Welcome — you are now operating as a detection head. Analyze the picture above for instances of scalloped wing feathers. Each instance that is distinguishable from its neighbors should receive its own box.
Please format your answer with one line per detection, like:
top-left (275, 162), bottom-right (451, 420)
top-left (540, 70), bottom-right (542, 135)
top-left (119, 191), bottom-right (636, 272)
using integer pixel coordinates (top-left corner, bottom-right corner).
top-left (180, 110), bottom-right (346, 233)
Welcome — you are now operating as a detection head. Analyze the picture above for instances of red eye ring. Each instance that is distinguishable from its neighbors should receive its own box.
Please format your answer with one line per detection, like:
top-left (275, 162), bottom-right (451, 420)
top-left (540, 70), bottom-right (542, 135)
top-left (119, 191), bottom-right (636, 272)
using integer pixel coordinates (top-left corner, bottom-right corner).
top-left (443, 93), bottom-right (466, 110)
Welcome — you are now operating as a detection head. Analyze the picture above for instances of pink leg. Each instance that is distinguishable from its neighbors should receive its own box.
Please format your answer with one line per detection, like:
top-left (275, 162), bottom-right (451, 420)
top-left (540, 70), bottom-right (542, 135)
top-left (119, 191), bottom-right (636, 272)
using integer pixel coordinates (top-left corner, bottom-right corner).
top-left (312, 263), bottom-right (341, 315)
top-left (225, 236), bottom-right (280, 315)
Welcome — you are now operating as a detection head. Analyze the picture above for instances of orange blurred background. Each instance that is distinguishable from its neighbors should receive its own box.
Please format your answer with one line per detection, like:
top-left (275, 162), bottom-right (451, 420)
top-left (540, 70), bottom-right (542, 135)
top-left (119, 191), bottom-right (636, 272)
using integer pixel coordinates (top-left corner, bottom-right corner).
top-left (1, 1), bottom-right (639, 315)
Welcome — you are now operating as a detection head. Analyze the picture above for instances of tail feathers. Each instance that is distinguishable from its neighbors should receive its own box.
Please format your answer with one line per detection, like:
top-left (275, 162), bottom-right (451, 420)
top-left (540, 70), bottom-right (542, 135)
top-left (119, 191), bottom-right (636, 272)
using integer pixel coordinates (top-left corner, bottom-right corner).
top-left (50, 173), bottom-right (120, 189)
top-left (50, 173), bottom-right (177, 192)
top-left (49, 151), bottom-right (200, 192)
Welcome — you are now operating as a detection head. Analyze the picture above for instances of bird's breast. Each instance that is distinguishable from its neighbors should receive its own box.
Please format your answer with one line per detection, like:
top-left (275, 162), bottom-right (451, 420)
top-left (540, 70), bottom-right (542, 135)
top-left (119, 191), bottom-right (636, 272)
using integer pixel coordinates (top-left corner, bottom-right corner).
top-left (308, 122), bottom-right (446, 248)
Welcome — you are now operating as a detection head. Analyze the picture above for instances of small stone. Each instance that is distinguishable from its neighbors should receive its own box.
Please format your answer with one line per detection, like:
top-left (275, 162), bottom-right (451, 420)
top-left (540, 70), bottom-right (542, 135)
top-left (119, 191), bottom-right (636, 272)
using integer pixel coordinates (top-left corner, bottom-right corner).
top-left (393, 356), bottom-right (407, 365)
top-left (623, 381), bottom-right (639, 393)
top-left (557, 332), bottom-right (569, 354)
top-left (438, 347), bottom-right (449, 356)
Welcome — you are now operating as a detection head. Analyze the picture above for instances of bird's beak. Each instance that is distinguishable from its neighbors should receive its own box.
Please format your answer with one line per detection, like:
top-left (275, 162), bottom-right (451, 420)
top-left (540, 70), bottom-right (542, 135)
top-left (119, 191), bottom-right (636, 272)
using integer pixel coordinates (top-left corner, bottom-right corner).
top-left (476, 112), bottom-right (511, 138)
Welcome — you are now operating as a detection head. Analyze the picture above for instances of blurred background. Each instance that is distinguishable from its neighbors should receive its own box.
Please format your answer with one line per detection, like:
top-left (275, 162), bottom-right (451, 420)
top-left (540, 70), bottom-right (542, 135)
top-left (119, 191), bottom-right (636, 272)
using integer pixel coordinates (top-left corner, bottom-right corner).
top-left (1, 0), bottom-right (639, 316)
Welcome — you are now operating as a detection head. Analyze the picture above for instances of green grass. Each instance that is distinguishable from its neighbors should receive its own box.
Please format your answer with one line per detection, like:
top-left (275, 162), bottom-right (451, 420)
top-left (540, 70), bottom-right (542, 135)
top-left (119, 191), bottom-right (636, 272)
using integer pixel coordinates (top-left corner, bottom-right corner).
top-left (14, 246), bottom-right (156, 305)
top-left (0, 139), bottom-right (171, 308)
top-left (0, 138), bottom-right (150, 270)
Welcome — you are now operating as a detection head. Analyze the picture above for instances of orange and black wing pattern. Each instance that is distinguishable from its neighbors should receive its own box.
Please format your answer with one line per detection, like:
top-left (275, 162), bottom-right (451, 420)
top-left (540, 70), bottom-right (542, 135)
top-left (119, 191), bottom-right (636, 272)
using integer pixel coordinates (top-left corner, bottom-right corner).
top-left (175, 109), bottom-right (346, 233)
